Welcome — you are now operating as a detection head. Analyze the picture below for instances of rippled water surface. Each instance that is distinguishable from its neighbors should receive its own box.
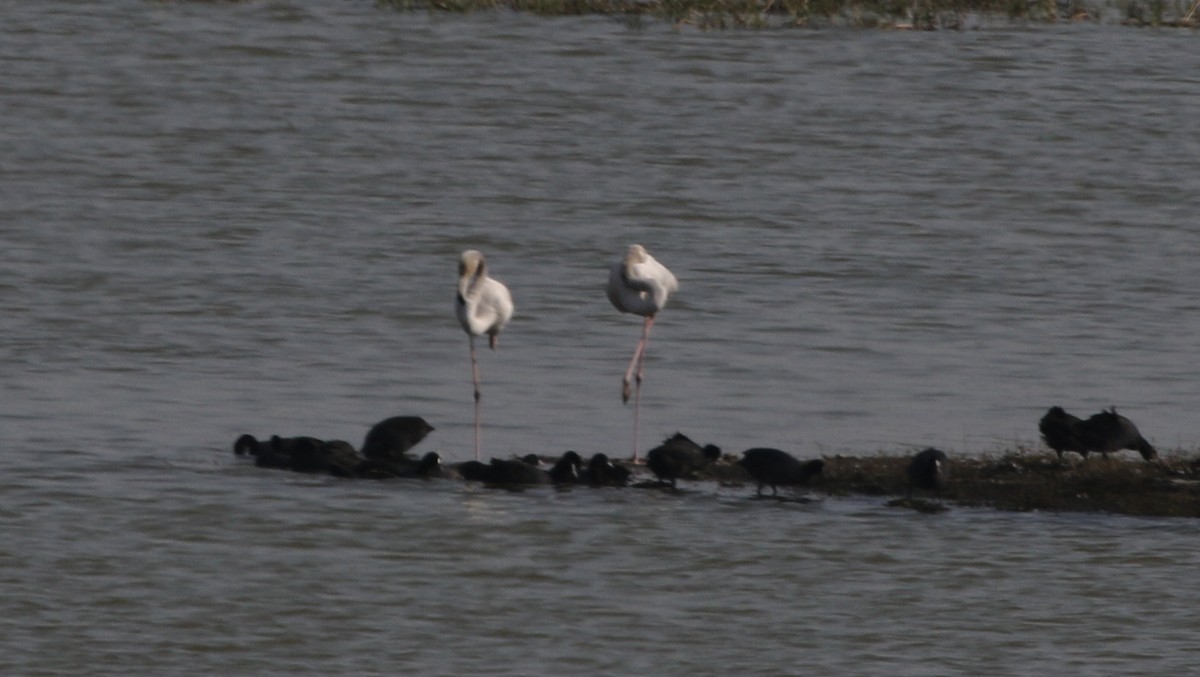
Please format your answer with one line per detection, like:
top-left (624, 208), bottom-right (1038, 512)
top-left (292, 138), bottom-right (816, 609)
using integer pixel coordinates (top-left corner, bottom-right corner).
top-left (4, 2), bottom-right (1200, 674)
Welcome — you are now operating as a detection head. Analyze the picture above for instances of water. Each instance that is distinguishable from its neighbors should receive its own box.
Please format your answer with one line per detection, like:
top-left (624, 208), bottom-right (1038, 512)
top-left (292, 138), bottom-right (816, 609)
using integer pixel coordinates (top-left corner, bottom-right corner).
top-left (3, 2), bottom-right (1200, 673)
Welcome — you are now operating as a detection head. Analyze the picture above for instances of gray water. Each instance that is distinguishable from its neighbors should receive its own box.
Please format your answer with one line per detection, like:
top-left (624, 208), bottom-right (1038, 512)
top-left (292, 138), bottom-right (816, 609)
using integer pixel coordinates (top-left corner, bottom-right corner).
top-left (4, 1), bottom-right (1200, 674)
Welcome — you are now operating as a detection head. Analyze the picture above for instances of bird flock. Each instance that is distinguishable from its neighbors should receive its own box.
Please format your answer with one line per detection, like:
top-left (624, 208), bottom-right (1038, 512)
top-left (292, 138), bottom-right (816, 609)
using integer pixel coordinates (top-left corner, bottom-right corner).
top-left (232, 407), bottom-right (1158, 501)
top-left (234, 414), bottom-right (830, 496)
top-left (1037, 406), bottom-right (1157, 461)
top-left (232, 247), bottom-right (1162, 503)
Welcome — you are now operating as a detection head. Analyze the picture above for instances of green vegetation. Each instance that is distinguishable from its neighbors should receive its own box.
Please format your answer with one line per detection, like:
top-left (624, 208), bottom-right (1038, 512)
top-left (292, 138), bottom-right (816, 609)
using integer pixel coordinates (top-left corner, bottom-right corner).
top-left (376, 0), bottom-right (1200, 27)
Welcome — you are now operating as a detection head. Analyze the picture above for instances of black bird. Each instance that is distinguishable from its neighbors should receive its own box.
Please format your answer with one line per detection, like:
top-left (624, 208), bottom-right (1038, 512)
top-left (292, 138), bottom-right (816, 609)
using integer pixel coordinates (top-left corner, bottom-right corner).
top-left (286, 436), bottom-right (329, 473)
top-left (645, 433), bottom-right (722, 488)
top-left (458, 452), bottom-right (583, 486)
top-left (1075, 408), bottom-right (1158, 461)
top-left (233, 433), bottom-right (269, 460)
top-left (1039, 406), bottom-right (1087, 460)
top-left (234, 434), bottom-right (324, 471)
top-left (736, 448), bottom-right (825, 497)
top-left (404, 452), bottom-right (455, 479)
top-left (297, 439), bottom-right (364, 477)
top-left (548, 451), bottom-right (584, 484)
top-left (233, 433), bottom-right (285, 467)
top-left (321, 440), bottom-right (364, 478)
top-left (907, 447), bottom-right (948, 494)
top-left (357, 451), bottom-right (452, 479)
top-left (455, 460), bottom-right (491, 482)
top-left (413, 452), bottom-right (463, 479)
top-left (355, 455), bottom-right (418, 479)
top-left (360, 416), bottom-right (435, 461)
top-left (233, 435), bottom-right (365, 477)
top-left (485, 458), bottom-right (552, 485)
top-left (584, 453), bottom-right (632, 487)
top-left (234, 416), bottom-right (433, 478)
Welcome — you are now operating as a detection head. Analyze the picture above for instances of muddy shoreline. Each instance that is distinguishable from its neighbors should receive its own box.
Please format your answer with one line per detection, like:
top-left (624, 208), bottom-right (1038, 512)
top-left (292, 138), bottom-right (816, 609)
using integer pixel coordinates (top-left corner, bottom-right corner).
top-left (694, 450), bottom-right (1200, 518)
top-left (235, 416), bottom-right (1200, 518)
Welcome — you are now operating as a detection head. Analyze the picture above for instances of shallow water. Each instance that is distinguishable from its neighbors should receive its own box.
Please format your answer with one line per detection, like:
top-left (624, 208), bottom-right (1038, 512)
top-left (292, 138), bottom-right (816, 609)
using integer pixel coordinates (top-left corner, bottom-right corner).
top-left (3, 2), bottom-right (1200, 674)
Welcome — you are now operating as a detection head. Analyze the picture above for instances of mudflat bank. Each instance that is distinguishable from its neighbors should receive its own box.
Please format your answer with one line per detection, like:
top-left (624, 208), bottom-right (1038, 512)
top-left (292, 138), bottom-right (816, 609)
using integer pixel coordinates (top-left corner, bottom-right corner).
top-left (706, 450), bottom-right (1200, 518)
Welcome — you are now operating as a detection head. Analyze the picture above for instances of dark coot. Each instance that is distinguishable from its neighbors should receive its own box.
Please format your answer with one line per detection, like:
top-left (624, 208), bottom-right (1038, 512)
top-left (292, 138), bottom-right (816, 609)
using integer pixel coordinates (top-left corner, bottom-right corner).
top-left (259, 435), bottom-right (315, 470)
top-left (233, 434), bottom-right (263, 457)
top-left (233, 434), bottom-right (366, 477)
top-left (1038, 406), bottom-right (1086, 460)
top-left (907, 447), bottom-right (949, 494)
top-left (458, 452), bottom-right (583, 486)
top-left (584, 453), bottom-right (632, 487)
top-left (736, 448), bottom-right (824, 497)
top-left (645, 433), bottom-right (722, 488)
top-left (357, 451), bottom-right (452, 479)
top-left (290, 439), bottom-right (362, 477)
top-left (360, 416), bottom-right (435, 461)
top-left (455, 460), bottom-right (491, 482)
top-left (548, 451), bottom-right (584, 484)
top-left (414, 452), bottom-right (463, 479)
top-left (482, 458), bottom-right (553, 485)
top-left (232, 434), bottom-right (322, 471)
top-left (400, 452), bottom-right (454, 479)
top-left (1075, 408), bottom-right (1157, 461)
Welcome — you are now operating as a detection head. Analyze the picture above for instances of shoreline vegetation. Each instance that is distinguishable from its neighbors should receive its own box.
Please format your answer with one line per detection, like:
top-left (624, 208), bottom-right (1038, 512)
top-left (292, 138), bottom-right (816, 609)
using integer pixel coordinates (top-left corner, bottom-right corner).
top-left (374, 0), bottom-right (1200, 28)
top-left (703, 449), bottom-right (1200, 518)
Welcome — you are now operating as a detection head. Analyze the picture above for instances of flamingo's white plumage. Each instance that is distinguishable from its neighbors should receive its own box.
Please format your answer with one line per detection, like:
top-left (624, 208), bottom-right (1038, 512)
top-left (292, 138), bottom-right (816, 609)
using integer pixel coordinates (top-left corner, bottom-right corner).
top-left (456, 249), bottom-right (513, 461)
top-left (606, 244), bottom-right (678, 462)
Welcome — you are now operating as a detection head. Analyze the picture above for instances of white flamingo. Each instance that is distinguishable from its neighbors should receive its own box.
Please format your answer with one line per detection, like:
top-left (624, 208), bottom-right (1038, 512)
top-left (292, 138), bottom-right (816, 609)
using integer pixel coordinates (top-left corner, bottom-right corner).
top-left (456, 249), bottom-right (514, 461)
top-left (606, 244), bottom-right (678, 462)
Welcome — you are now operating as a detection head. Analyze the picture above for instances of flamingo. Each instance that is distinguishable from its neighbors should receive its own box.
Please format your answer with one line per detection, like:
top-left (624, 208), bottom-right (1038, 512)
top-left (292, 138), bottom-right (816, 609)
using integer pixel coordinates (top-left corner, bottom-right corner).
top-left (606, 244), bottom-right (678, 462)
top-left (456, 249), bottom-right (514, 461)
